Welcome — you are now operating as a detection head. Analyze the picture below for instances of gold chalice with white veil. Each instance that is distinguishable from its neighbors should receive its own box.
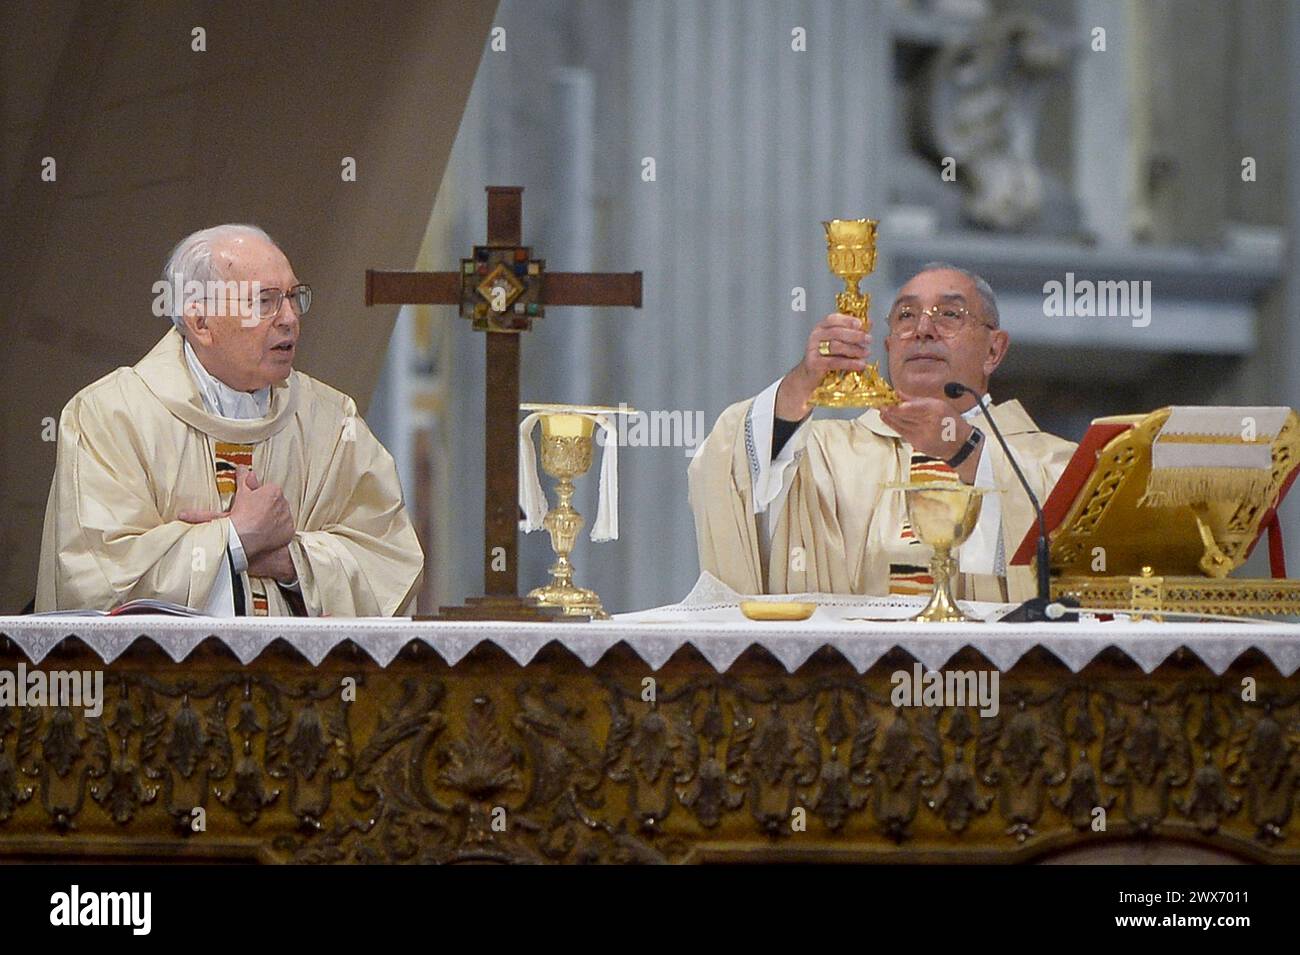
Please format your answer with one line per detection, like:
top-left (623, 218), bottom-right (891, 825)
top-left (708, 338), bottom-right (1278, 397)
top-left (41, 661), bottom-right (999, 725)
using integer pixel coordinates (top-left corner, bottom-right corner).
top-left (521, 402), bottom-right (643, 619)
top-left (526, 411), bottom-right (605, 618)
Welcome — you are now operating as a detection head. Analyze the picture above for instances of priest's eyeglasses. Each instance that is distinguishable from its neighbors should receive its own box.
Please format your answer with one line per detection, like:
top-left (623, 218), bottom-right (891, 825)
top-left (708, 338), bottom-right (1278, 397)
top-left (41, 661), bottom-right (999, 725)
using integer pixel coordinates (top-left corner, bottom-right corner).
top-left (249, 284), bottom-right (312, 321)
top-left (887, 303), bottom-right (992, 339)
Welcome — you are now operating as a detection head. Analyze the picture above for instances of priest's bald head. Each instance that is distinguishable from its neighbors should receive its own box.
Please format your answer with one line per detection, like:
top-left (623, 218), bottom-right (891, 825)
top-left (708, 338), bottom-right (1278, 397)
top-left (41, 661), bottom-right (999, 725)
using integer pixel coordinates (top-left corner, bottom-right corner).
top-left (163, 224), bottom-right (309, 392)
top-left (882, 262), bottom-right (1010, 404)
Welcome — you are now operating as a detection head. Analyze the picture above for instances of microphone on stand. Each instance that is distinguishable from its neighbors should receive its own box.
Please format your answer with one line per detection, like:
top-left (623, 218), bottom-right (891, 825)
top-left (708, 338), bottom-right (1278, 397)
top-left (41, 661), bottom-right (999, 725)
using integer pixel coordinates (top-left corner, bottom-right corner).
top-left (943, 381), bottom-right (1078, 623)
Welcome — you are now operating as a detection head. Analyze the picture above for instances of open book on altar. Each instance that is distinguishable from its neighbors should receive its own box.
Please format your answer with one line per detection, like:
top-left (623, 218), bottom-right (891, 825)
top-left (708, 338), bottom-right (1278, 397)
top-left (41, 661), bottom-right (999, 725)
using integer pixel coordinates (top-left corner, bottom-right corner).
top-left (29, 598), bottom-right (207, 618)
top-left (1009, 406), bottom-right (1300, 616)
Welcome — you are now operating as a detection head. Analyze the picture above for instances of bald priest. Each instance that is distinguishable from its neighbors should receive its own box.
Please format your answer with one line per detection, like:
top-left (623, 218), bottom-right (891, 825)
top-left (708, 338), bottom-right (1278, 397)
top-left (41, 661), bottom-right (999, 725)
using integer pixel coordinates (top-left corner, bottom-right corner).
top-left (36, 224), bottom-right (423, 617)
top-left (689, 263), bottom-right (1076, 603)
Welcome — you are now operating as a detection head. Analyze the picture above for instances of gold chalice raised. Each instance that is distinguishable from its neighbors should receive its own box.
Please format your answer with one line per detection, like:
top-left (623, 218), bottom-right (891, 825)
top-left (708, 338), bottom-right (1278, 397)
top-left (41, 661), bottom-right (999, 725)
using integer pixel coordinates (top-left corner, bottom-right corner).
top-left (809, 218), bottom-right (899, 408)
top-left (527, 412), bottom-right (607, 619)
top-left (888, 482), bottom-right (988, 623)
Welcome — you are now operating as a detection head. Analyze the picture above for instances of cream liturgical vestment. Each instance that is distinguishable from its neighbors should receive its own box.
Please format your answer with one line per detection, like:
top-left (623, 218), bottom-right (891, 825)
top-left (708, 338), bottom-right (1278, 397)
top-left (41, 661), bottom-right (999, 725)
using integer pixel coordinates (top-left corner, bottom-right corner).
top-left (36, 328), bottom-right (423, 616)
top-left (688, 391), bottom-right (1076, 602)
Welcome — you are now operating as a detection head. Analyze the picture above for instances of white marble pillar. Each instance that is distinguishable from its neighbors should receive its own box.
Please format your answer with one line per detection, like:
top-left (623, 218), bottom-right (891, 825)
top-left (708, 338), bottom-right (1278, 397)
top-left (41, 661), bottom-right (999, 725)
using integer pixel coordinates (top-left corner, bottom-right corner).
top-left (1072, 0), bottom-right (1136, 244)
top-left (603, 0), bottom-right (893, 611)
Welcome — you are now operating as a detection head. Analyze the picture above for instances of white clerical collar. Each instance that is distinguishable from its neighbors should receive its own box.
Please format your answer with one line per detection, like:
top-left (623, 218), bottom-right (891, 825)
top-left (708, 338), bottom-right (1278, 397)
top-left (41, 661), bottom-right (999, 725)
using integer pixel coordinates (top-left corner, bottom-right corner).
top-left (961, 394), bottom-right (990, 420)
top-left (183, 339), bottom-right (271, 420)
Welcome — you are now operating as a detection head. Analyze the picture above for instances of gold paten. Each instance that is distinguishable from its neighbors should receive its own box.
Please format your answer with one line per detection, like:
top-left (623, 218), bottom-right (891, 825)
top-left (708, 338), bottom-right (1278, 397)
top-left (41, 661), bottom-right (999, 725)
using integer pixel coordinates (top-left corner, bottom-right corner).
top-left (889, 482), bottom-right (987, 623)
top-left (1047, 407), bottom-right (1300, 617)
top-left (808, 219), bottom-right (899, 409)
top-left (740, 600), bottom-right (817, 621)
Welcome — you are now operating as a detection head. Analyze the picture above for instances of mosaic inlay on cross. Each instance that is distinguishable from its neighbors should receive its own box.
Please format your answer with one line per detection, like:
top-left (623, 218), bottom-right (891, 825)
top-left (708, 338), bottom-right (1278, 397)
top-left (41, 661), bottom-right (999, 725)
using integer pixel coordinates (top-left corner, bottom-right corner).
top-left (365, 186), bottom-right (642, 620)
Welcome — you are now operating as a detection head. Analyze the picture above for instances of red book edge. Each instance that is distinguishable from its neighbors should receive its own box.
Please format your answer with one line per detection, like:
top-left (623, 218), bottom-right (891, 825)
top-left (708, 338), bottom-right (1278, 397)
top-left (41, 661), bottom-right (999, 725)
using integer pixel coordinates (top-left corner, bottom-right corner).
top-left (1011, 420), bottom-right (1297, 578)
top-left (1010, 421), bottom-right (1130, 567)
top-left (1260, 467), bottom-right (1298, 576)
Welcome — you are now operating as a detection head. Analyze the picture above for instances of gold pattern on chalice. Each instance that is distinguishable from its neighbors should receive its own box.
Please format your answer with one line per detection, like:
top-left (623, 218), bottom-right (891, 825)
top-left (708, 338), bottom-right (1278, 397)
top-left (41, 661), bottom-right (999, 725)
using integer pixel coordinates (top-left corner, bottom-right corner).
top-left (809, 218), bottom-right (899, 408)
top-left (888, 482), bottom-right (988, 623)
top-left (521, 404), bottom-right (630, 619)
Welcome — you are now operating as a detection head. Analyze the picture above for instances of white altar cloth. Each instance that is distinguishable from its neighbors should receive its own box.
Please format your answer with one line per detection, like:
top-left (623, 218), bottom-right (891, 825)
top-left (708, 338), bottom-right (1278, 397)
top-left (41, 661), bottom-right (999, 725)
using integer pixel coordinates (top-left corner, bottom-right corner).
top-left (3, 571), bottom-right (1299, 675)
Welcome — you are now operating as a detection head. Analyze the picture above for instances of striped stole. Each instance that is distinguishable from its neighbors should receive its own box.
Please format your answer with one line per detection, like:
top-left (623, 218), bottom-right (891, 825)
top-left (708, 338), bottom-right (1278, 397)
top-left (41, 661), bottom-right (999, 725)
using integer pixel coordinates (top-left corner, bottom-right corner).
top-left (887, 452), bottom-right (962, 595)
top-left (212, 442), bottom-right (268, 617)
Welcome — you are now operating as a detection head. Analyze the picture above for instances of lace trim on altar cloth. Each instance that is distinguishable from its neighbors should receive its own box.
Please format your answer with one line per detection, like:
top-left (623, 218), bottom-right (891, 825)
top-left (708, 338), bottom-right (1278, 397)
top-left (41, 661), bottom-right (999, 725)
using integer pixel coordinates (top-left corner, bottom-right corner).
top-left (4, 572), bottom-right (1300, 678)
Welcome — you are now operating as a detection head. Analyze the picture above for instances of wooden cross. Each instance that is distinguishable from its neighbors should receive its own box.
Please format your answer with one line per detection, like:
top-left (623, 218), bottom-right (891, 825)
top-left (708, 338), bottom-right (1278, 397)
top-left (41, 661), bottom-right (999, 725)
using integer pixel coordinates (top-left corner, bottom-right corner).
top-left (366, 186), bottom-right (642, 620)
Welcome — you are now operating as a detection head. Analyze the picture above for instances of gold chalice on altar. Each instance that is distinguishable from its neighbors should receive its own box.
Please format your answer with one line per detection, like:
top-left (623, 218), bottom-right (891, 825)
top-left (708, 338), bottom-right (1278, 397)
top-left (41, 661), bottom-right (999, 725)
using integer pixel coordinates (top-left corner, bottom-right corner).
top-left (527, 411), bottom-right (607, 619)
top-left (888, 482), bottom-right (987, 623)
top-left (809, 218), bottom-right (899, 408)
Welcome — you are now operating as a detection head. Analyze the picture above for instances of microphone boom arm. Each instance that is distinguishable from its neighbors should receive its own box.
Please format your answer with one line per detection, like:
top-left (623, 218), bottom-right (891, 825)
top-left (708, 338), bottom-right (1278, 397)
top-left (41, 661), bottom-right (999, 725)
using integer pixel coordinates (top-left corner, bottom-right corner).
top-left (943, 381), bottom-right (1060, 618)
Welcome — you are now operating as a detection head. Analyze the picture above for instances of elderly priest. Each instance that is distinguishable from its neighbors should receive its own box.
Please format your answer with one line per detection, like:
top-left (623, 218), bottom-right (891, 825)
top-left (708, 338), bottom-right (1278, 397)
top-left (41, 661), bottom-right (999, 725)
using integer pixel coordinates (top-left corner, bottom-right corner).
top-left (36, 224), bottom-right (423, 617)
top-left (689, 263), bottom-right (1075, 603)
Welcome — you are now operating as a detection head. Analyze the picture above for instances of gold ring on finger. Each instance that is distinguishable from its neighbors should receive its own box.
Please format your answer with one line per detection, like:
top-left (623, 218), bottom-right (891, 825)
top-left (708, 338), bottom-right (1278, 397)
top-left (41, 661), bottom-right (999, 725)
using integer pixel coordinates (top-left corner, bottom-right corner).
top-left (818, 340), bottom-right (832, 357)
